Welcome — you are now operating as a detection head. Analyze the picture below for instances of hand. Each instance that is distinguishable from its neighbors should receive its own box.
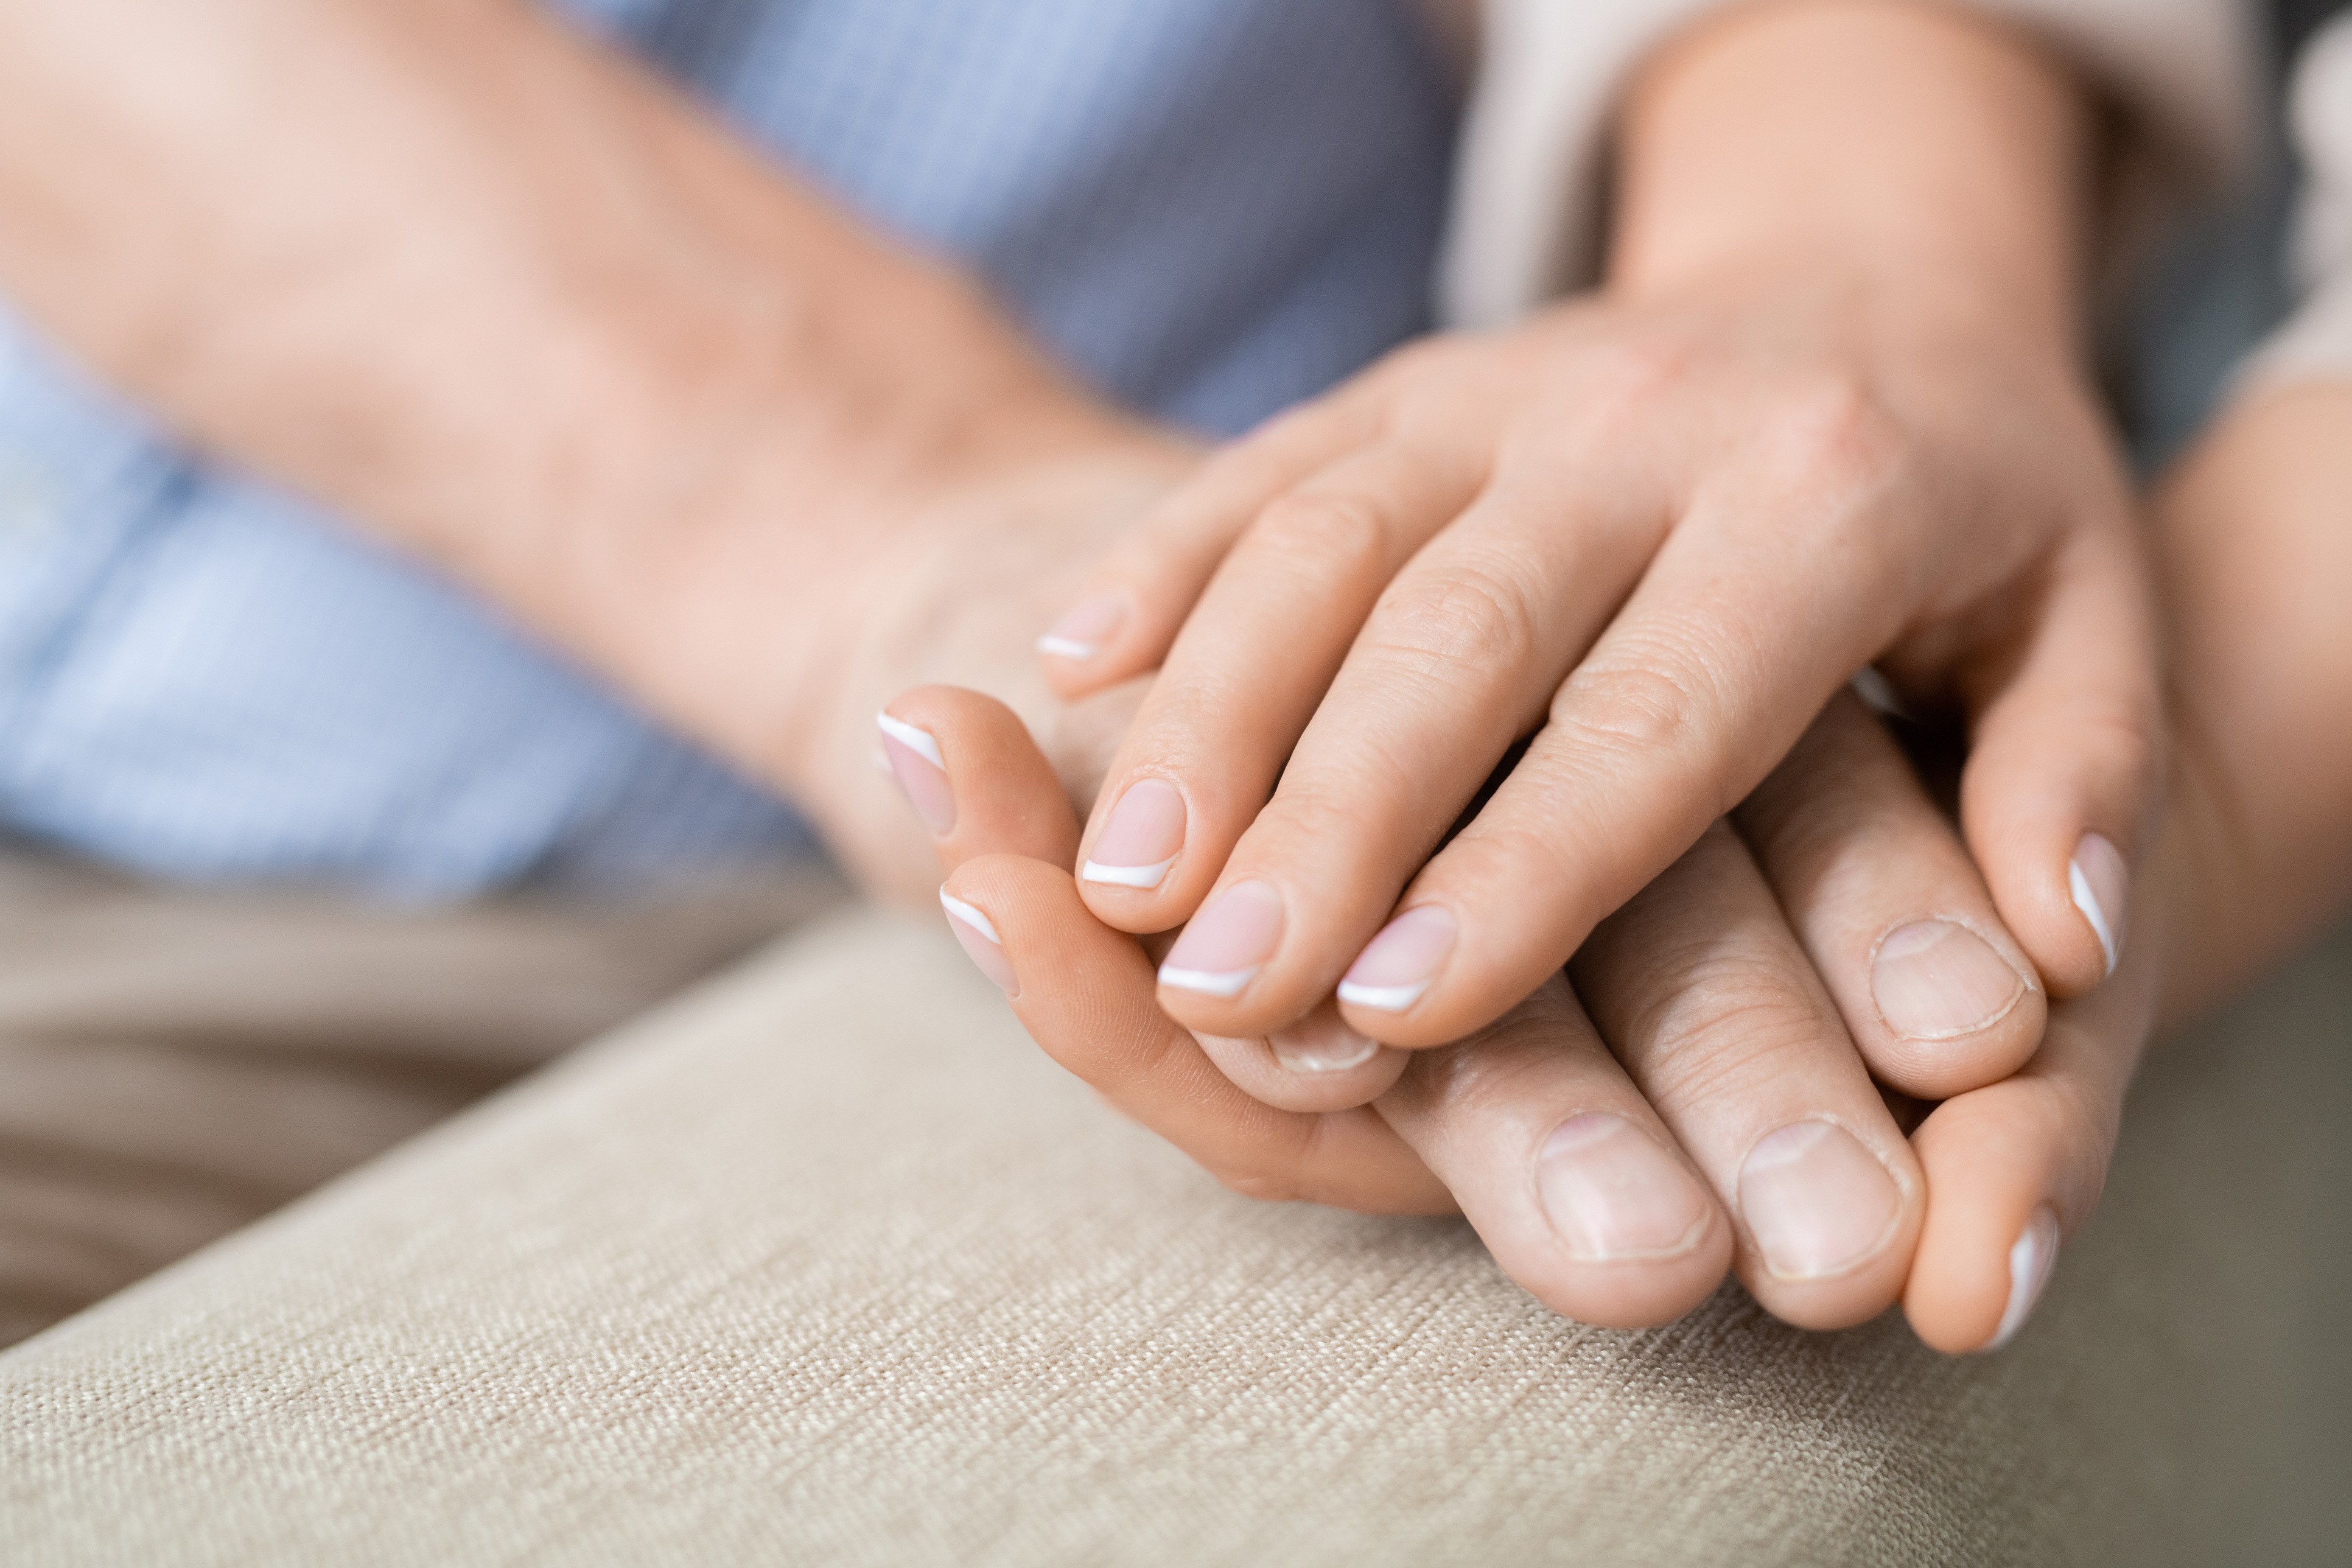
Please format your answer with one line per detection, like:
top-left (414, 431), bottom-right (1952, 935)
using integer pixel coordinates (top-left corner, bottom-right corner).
top-left (1030, 1), bottom-right (2155, 1056)
top-left (733, 433), bottom-right (1195, 903)
top-left (883, 382), bottom-right (2352, 1351)
top-left (889, 682), bottom-right (2102, 1345)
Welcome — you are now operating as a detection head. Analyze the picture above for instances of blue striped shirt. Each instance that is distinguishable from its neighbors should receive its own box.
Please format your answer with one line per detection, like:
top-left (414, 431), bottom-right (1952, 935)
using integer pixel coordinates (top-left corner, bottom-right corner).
top-left (0, 0), bottom-right (1455, 897)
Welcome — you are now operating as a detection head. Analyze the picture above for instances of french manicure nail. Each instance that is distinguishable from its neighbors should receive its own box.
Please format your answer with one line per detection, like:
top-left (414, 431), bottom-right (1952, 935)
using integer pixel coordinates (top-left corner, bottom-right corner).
top-left (1871, 920), bottom-right (2028, 1040)
top-left (1738, 1120), bottom-right (1902, 1280)
top-left (939, 888), bottom-right (1018, 996)
top-left (1037, 595), bottom-right (1126, 660)
top-left (1983, 1204), bottom-right (2062, 1351)
top-left (2070, 832), bottom-right (2129, 975)
top-left (1269, 1008), bottom-right (1380, 1074)
top-left (877, 713), bottom-right (954, 834)
top-left (1336, 906), bottom-right (1457, 1012)
top-left (1538, 1115), bottom-right (1712, 1262)
top-left (1081, 778), bottom-right (1186, 889)
top-left (1158, 880), bottom-right (1284, 998)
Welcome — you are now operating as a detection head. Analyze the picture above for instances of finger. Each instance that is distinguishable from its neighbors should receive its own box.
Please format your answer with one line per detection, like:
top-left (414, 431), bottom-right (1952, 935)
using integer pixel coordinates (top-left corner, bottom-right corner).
top-left (1035, 396), bottom-right (1380, 699)
top-left (899, 684), bottom-right (1414, 1113)
top-left (1193, 996), bottom-right (1415, 1116)
top-left (1326, 434), bottom-right (1913, 1046)
top-left (939, 853), bottom-right (1451, 1214)
top-left (1902, 885), bottom-right (2159, 1353)
top-left (1075, 440), bottom-right (1488, 934)
top-left (1956, 517), bottom-right (2165, 998)
top-left (1144, 458), bottom-right (1665, 1034)
top-left (878, 686), bottom-right (1083, 873)
top-left (1377, 975), bottom-right (1732, 1328)
top-left (1735, 691), bottom-right (2046, 1099)
top-left (1569, 821), bottom-right (1927, 1330)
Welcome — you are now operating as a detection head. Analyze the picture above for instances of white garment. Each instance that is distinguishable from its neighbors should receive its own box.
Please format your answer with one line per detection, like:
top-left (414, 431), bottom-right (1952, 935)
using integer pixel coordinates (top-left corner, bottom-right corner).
top-left (2243, 13), bottom-right (2352, 389)
top-left (1442, 0), bottom-right (2259, 326)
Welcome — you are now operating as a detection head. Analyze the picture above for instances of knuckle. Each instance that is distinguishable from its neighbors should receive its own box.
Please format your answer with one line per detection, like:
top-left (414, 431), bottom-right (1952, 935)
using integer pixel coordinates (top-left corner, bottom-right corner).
top-left (1760, 371), bottom-right (1908, 503)
top-left (1552, 658), bottom-right (1704, 758)
top-left (1555, 340), bottom-right (1690, 453)
top-left (1618, 949), bottom-right (1845, 1108)
top-left (1250, 490), bottom-right (1390, 578)
top-left (1367, 560), bottom-right (1544, 685)
top-left (2082, 704), bottom-right (2165, 796)
top-left (1266, 780), bottom-right (1401, 850)
top-left (1578, 335), bottom-right (1693, 405)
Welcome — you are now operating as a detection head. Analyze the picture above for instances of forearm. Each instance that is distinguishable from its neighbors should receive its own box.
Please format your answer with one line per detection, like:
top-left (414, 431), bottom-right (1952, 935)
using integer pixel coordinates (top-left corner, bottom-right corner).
top-left (0, 0), bottom-right (1115, 762)
top-left (2149, 384), bottom-right (2352, 1025)
top-left (1608, 0), bottom-right (2093, 345)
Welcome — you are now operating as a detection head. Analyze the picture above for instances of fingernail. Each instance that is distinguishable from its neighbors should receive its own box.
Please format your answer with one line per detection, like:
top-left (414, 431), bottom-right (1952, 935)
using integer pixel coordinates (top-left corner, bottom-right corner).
top-left (1871, 920), bottom-right (2028, 1040)
top-left (877, 713), bottom-right (954, 834)
top-left (1538, 1114), bottom-right (1712, 1262)
top-left (1081, 778), bottom-right (1185, 889)
top-left (2070, 832), bottom-right (2128, 975)
top-left (1158, 880), bottom-right (1283, 998)
top-left (1738, 1120), bottom-right (1902, 1280)
top-left (1037, 595), bottom-right (1125, 660)
top-left (1269, 1009), bottom-right (1381, 1074)
top-left (1335, 906), bottom-right (1456, 1012)
top-left (939, 888), bottom-right (1017, 996)
top-left (1983, 1204), bottom-right (2062, 1351)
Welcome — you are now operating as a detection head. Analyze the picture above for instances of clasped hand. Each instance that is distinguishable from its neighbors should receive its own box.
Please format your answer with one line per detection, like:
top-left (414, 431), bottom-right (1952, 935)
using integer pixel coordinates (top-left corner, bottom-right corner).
top-left (882, 275), bottom-right (2162, 1351)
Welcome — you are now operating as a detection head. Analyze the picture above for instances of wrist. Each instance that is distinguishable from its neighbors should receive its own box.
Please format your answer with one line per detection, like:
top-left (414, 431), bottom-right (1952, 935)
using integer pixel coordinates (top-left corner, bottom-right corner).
top-left (1605, 0), bottom-right (2092, 351)
top-left (513, 267), bottom-right (1153, 788)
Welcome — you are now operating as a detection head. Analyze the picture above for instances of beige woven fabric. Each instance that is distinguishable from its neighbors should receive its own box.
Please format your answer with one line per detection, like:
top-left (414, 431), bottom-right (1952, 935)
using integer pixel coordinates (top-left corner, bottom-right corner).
top-left (0, 842), bottom-right (845, 1346)
top-left (5, 905), bottom-right (2347, 1566)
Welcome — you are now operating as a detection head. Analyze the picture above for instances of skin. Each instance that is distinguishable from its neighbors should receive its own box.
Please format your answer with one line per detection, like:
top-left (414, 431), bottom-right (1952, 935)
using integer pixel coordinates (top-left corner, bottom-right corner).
top-left (1041, 1), bottom-right (2157, 1055)
top-left (892, 381), bottom-right (2352, 1351)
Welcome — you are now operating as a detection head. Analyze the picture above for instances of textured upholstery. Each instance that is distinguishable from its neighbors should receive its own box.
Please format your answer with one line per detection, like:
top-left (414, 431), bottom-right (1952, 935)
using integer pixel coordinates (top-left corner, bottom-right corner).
top-left (6, 905), bottom-right (2347, 1566)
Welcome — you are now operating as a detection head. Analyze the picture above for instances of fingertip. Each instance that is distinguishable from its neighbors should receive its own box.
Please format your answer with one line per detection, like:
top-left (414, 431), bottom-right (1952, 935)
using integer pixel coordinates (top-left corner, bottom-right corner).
top-left (1864, 917), bottom-right (2048, 1100)
top-left (1901, 1082), bottom-right (2080, 1354)
top-left (1037, 587), bottom-right (1172, 698)
top-left (1961, 730), bottom-right (2157, 1001)
top-left (1505, 1112), bottom-right (1737, 1326)
top-left (1195, 999), bottom-right (1413, 1114)
top-left (884, 685), bottom-right (1082, 872)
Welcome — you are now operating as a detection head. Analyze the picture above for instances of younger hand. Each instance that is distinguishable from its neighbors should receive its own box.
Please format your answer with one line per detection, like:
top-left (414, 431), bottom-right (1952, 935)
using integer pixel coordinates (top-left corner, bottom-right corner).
top-left (1038, 277), bottom-right (2155, 1055)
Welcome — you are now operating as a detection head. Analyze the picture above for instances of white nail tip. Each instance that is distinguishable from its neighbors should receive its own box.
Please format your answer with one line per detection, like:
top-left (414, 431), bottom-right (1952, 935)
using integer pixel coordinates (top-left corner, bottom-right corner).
top-left (1986, 1206), bottom-right (2062, 1351)
top-left (1335, 979), bottom-right (1431, 1012)
top-left (937, 889), bottom-right (1001, 946)
top-left (875, 712), bottom-right (943, 769)
top-left (1035, 634), bottom-right (1097, 660)
top-left (2068, 859), bottom-right (2119, 976)
top-left (1273, 1037), bottom-right (1381, 1074)
top-left (1080, 855), bottom-right (1177, 890)
top-left (1157, 964), bottom-right (1258, 998)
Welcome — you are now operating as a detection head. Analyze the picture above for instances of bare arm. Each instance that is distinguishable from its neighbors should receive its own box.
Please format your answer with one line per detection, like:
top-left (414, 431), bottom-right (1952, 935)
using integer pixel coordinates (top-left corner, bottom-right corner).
top-left (2150, 383), bottom-right (2352, 1023)
top-left (0, 0), bottom-right (1166, 850)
